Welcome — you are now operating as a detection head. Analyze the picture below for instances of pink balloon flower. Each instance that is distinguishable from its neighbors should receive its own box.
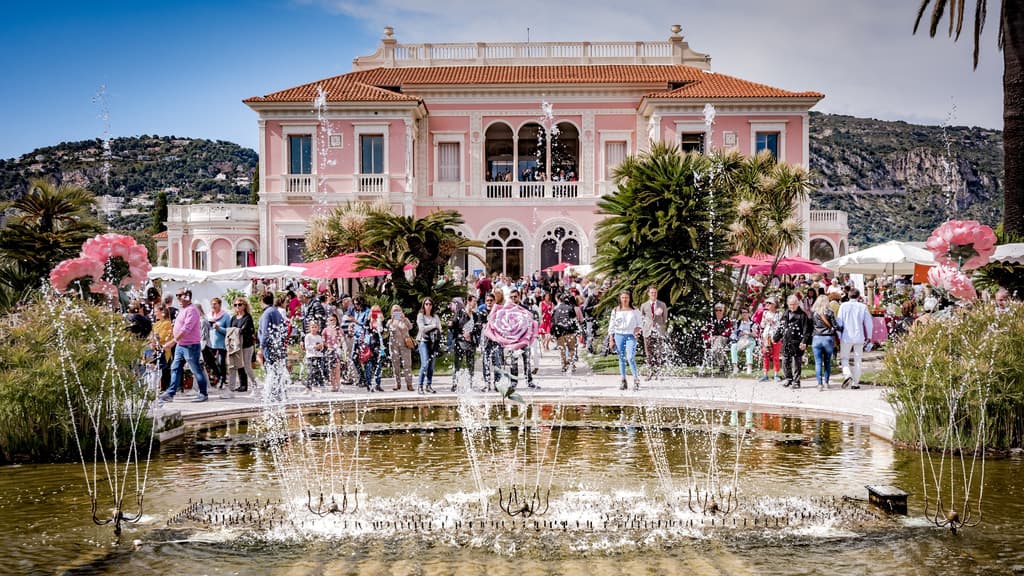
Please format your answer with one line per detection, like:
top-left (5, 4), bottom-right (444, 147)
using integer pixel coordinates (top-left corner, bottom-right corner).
top-left (925, 220), bottom-right (997, 270)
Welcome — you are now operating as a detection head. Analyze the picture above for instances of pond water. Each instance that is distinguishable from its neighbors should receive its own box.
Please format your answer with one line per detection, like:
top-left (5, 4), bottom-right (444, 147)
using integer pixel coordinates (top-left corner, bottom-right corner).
top-left (1, 404), bottom-right (1021, 575)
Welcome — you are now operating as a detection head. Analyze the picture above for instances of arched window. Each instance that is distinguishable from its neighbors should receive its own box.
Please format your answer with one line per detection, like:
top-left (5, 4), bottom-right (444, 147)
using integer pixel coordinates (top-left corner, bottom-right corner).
top-left (485, 123), bottom-right (514, 182)
top-left (838, 239), bottom-right (848, 257)
top-left (517, 123), bottom-right (545, 181)
top-left (192, 240), bottom-right (209, 271)
top-left (235, 239), bottom-right (258, 267)
top-left (809, 238), bottom-right (835, 263)
top-left (550, 122), bottom-right (579, 181)
top-left (540, 226), bottom-right (581, 270)
top-left (485, 227), bottom-right (524, 278)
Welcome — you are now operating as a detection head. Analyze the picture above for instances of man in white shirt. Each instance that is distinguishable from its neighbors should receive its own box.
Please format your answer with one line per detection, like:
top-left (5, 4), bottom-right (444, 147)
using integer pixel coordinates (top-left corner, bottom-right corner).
top-left (835, 288), bottom-right (873, 389)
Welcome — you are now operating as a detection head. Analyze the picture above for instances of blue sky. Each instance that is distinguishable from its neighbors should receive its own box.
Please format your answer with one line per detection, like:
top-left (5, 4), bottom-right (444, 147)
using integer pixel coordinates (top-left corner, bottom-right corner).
top-left (0, 0), bottom-right (1004, 160)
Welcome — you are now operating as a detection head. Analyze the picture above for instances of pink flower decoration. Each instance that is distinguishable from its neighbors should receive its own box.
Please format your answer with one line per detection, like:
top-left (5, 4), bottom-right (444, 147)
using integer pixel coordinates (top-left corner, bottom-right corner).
top-left (81, 233), bottom-right (152, 288)
top-left (925, 220), bottom-right (997, 270)
top-left (927, 264), bottom-right (977, 302)
top-left (483, 303), bottom-right (537, 351)
top-left (49, 257), bottom-right (103, 294)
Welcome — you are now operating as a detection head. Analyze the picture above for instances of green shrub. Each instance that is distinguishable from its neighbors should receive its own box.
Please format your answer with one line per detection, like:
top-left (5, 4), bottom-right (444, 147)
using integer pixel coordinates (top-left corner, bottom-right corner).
top-left (883, 303), bottom-right (1024, 450)
top-left (0, 297), bottom-right (149, 464)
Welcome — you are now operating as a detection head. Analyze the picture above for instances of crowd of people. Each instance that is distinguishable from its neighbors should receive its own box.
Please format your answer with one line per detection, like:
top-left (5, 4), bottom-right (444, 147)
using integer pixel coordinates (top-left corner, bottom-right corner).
top-left (120, 268), bottom-right (1016, 404)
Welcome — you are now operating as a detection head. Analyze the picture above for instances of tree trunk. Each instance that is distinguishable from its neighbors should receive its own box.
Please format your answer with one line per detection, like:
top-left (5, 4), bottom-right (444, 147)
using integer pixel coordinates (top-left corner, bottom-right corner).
top-left (1003, 0), bottom-right (1024, 237)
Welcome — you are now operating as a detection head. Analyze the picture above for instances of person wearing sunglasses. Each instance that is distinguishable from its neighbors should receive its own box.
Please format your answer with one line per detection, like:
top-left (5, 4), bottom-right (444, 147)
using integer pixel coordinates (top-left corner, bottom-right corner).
top-left (415, 298), bottom-right (441, 394)
top-left (158, 289), bottom-right (211, 404)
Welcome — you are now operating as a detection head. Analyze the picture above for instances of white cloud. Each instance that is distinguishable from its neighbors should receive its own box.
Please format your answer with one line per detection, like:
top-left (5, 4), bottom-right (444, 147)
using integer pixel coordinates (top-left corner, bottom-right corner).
top-left (310, 0), bottom-right (1003, 129)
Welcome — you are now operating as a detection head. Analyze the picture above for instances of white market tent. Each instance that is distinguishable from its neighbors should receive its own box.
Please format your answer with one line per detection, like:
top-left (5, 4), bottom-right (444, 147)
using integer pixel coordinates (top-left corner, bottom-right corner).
top-left (822, 240), bottom-right (937, 275)
top-left (991, 243), bottom-right (1024, 265)
top-left (207, 265), bottom-right (309, 281)
top-left (148, 266), bottom-right (214, 283)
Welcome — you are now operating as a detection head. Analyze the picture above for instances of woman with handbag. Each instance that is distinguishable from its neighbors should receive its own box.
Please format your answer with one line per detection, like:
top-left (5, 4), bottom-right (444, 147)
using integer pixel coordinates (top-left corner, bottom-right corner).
top-left (810, 295), bottom-right (838, 391)
top-left (387, 305), bottom-right (415, 391)
top-left (416, 298), bottom-right (442, 394)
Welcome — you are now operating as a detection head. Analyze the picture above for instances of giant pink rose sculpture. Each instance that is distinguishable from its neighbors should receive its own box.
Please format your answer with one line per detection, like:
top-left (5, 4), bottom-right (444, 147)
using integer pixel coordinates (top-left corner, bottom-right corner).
top-left (927, 264), bottom-right (977, 302)
top-left (49, 256), bottom-right (103, 295)
top-left (482, 303), bottom-right (537, 351)
top-left (925, 220), bottom-right (997, 270)
top-left (81, 233), bottom-right (152, 289)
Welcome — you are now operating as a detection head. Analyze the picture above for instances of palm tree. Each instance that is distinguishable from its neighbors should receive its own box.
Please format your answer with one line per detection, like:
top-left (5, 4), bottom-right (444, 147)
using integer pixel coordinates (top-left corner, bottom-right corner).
top-left (593, 143), bottom-right (739, 333)
top-left (726, 150), bottom-right (814, 280)
top-left (358, 209), bottom-right (482, 310)
top-left (304, 200), bottom-right (390, 260)
top-left (0, 178), bottom-right (104, 305)
top-left (915, 0), bottom-right (1024, 237)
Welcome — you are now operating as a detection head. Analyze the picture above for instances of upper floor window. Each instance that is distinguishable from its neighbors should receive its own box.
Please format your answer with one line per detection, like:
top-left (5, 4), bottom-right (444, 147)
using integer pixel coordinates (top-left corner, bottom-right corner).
top-left (289, 135), bottom-right (312, 174)
top-left (604, 141), bottom-right (627, 180)
top-left (437, 142), bottom-right (460, 182)
top-left (755, 132), bottom-right (779, 159)
top-left (360, 134), bottom-right (384, 174)
top-left (680, 132), bottom-right (706, 154)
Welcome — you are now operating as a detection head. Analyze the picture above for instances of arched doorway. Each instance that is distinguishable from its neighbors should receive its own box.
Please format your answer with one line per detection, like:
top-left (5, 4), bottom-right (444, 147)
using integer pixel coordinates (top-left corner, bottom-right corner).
top-left (540, 226), bottom-right (581, 270)
top-left (809, 238), bottom-right (835, 263)
top-left (485, 227), bottom-right (524, 278)
top-left (838, 239), bottom-right (848, 257)
top-left (550, 122), bottom-right (579, 181)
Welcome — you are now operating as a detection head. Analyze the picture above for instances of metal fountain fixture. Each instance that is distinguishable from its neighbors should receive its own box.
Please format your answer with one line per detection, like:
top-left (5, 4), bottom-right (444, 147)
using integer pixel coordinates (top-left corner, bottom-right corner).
top-left (307, 488), bottom-right (359, 517)
top-left (498, 485), bottom-right (550, 518)
top-left (688, 485), bottom-right (738, 516)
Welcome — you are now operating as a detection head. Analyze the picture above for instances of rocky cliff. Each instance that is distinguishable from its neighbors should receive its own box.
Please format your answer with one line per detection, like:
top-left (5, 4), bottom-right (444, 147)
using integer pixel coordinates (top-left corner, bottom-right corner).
top-left (809, 112), bottom-right (1002, 247)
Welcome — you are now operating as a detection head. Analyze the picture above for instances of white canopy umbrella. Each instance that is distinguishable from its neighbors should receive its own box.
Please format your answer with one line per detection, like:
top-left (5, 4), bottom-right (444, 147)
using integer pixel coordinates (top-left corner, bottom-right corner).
top-left (148, 266), bottom-right (214, 283)
top-left (207, 265), bottom-right (309, 281)
top-left (822, 240), bottom-right (937, 275)
top-left (991, 243), bottom-right (1024, 265)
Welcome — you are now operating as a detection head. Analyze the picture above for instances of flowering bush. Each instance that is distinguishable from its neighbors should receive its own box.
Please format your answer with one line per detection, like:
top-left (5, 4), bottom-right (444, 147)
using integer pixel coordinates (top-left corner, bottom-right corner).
top-left (927, 265), bottom-right (977, 302)
top-left (925, 220), bottom-right (997, 270)
top-left (482, 303), bottom-right (537, 351)
top-left (48, 257), bottom-right (103, 295)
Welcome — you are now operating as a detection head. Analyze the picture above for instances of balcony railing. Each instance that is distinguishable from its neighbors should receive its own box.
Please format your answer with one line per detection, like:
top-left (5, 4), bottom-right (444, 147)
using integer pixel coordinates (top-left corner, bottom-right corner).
top-left (354, 38), bottom-right (710, 70)
top-left (809, 209), bottom-right (849, 231)
top-left (356, 174), bottom-right (387, 195)
top-left (483, 182), bottom-right (580, 199)
top-left (283, 174), bottom-right (314, 194)
top-left (167, 203), bottom-right (259, 224)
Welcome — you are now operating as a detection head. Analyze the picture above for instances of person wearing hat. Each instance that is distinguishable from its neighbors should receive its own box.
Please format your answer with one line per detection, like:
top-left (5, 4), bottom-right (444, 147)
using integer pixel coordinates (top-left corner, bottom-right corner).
top-left (756, 297), bottom-right (783, 383)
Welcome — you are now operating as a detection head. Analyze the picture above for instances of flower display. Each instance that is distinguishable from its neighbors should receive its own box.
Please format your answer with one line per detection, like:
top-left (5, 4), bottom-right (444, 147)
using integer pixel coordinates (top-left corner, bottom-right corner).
top-left (925, 220), bottom-right (997, 270)
top-left (927, 264), bottom-right (977, 302)
top-left (80, 233), bottom-right (151, 288)
top-left (49, 257), bottom-right (103, 294)
top-left (482, 303), bottom-right (537, 351)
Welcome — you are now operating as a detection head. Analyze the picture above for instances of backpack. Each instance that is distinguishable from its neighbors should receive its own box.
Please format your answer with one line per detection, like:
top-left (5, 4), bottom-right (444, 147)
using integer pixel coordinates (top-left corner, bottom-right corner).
top-left (550, 303), bottom-right (578, 337)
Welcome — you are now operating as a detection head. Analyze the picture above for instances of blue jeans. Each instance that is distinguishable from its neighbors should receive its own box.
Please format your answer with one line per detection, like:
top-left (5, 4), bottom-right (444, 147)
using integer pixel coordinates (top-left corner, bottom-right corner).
top-left (167, 343), bottom-right (209, 397)
top-left (812, 335), bottom-right (835, 386)
top-left (418, 341), bottom-right (435, 387)
top-left (614, 333), bottom-right (638, 379)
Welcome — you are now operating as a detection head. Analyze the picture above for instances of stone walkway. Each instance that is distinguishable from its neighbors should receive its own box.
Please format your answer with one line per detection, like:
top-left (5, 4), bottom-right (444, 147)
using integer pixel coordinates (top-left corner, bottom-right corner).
top-left (158, 347), bottom-right (896, 440)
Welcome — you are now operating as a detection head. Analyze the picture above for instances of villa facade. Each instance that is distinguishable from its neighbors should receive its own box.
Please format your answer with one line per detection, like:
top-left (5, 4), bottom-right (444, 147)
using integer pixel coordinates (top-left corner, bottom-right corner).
top-left (160, 26), bottom-right (850, 273)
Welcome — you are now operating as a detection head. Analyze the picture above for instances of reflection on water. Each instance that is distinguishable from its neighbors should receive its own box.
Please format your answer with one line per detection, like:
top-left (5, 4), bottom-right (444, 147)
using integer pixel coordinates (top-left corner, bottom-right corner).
top-left (0, 406), bottom-right (1021, 575)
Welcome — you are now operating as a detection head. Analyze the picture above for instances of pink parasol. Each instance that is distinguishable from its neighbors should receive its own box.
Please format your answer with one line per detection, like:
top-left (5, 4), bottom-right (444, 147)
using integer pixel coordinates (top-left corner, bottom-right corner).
top-left (543, 261), bottom-right (574, 273)
top-left (748, 258), bottom-right (831, 275)
top-left (294, 252), bottom-right (413, 279)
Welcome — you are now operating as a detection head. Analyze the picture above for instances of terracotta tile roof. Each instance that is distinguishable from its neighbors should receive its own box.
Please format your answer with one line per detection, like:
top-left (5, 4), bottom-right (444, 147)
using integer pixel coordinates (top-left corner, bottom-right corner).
top-left (153, 230), bottom-right (168, 239)
top-left (243, 76), bottom-right (422, 104)
top-left (245, 65), bottom-right (822, 103)
top-left (645, 72), bottom-right (822, 99)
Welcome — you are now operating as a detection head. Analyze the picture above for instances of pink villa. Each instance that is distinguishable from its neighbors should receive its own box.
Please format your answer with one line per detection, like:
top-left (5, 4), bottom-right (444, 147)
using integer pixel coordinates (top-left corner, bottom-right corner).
top-left (159, 26), bottom-right (850, 274)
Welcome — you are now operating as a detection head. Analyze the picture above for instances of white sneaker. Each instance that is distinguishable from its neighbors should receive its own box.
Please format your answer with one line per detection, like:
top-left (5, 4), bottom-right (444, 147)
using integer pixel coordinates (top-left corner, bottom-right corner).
top-left (745, 365), bottom-right (752, 374)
